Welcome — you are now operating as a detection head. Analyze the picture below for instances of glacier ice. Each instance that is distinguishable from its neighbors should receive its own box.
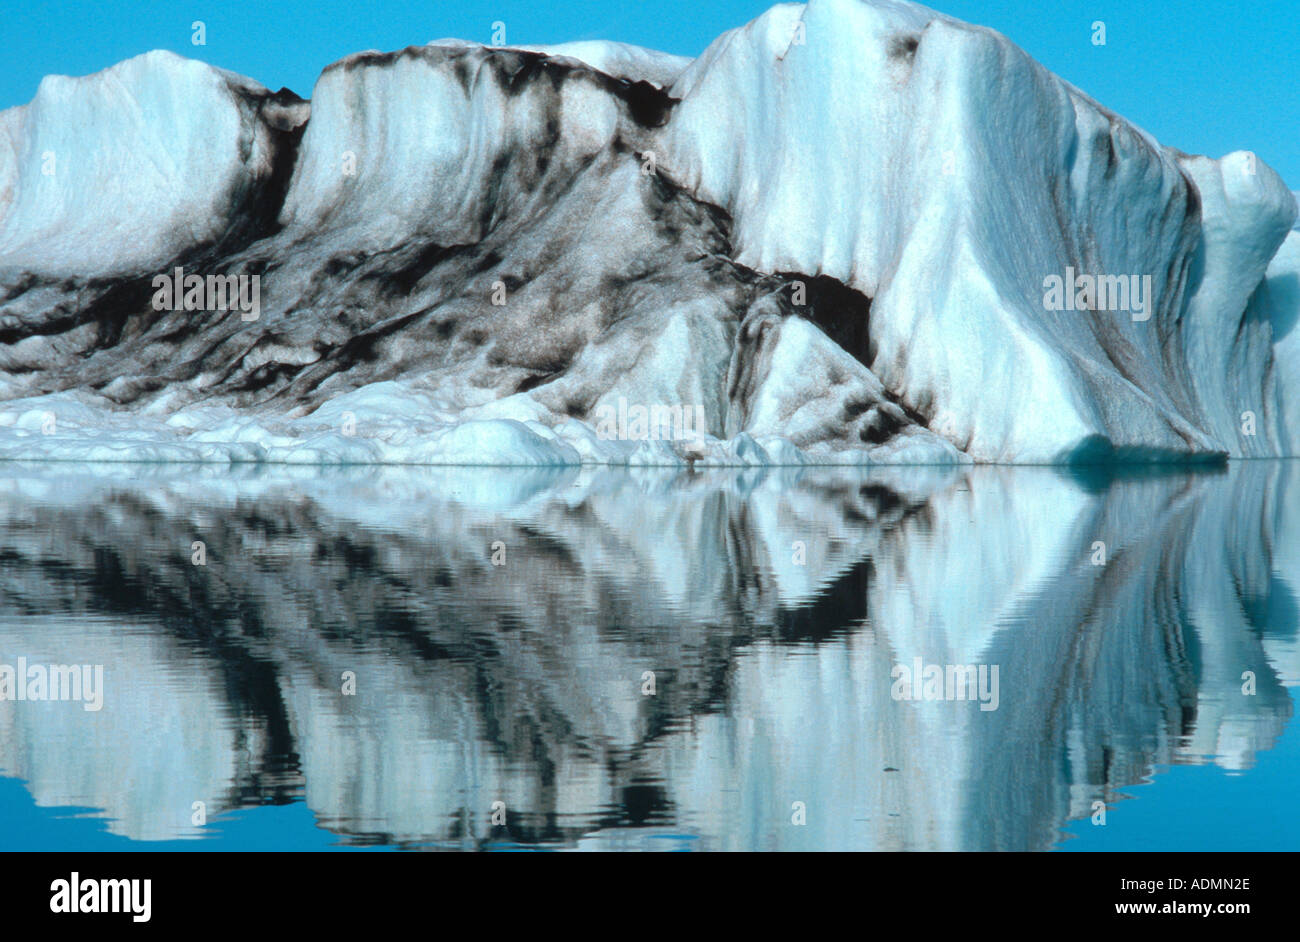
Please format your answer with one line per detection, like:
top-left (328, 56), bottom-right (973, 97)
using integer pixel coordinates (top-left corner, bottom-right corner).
top-left (0, 50), bottom-right (308, 276)
top-left (1256, 202), bottom-right (1300, 453)
top-left (0, 0), bottom-right (1296, 465)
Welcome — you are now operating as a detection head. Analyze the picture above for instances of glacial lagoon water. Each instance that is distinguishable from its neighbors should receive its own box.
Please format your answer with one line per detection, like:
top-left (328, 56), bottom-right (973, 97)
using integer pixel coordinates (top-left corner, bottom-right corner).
top-left (0, 460), bottom-right (1296, 851)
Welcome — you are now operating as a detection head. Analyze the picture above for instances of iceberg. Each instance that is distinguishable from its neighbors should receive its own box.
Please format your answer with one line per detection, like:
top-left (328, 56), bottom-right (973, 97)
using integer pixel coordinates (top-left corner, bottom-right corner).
top-left (0, 0), bottom-right (1295, 465)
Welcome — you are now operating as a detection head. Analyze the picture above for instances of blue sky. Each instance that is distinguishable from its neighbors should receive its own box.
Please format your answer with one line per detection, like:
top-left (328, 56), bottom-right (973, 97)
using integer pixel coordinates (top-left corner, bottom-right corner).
top-left (1, 0), bottom-right (1296, 185)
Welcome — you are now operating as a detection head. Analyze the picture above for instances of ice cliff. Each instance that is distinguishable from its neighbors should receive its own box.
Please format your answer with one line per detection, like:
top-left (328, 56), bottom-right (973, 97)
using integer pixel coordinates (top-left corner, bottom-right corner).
top-left (0, 0), bottom-right (1296, 465)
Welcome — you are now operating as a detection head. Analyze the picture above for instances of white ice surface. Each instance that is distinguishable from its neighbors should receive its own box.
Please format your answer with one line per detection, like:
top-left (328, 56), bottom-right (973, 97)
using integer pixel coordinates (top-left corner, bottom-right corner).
top-left (0, 381), bottom-right (965, 466)
top-left (1257, 208), bottom-right (1300, 452)
top-left (0, 51), bottom-right (305, 276)
top-left (662, 0), bottom-right (1297, 461)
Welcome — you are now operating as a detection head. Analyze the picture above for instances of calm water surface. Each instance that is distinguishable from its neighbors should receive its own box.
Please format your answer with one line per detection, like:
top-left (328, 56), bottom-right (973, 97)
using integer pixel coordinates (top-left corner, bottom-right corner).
top-left (0, 461), bottom-right (1296, 851)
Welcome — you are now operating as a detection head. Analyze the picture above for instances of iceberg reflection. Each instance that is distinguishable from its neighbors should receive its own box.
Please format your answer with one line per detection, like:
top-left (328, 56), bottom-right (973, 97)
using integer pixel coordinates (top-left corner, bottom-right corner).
top-left (0, 461), bottom-right (1295, 850)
